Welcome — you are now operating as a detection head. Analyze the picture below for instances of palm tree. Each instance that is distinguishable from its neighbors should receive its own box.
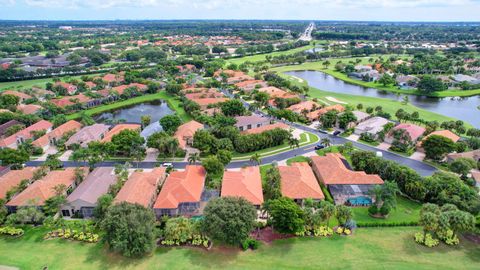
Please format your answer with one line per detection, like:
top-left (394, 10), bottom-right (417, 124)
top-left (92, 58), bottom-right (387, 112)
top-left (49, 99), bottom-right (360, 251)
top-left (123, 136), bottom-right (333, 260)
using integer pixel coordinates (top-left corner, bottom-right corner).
top-left (321, 137), bottom-right (331, 147)
top-left (318, 201), bottom-right (336, 227)
top-left (188, 152), bottom-right (200, 164)
top-left (250, 153), bottom-right (261, 166)
top-left (288, 137), bottom-right (300, 149)
top-left (369, 185), bottom-right (384, 209)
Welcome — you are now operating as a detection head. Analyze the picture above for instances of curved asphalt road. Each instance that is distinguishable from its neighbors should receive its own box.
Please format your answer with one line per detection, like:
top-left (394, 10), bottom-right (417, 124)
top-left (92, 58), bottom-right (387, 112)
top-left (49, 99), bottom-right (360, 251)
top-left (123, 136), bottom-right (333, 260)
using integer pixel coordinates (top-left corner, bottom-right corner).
top-left (26, 90), bottom-right (437, 177)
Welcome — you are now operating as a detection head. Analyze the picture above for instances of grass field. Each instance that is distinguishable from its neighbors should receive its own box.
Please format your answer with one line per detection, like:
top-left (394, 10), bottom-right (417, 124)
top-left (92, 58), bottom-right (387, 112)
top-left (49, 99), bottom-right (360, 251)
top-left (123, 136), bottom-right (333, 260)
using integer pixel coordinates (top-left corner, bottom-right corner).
top-left (0, 226), bottom-right (478, 270)
top-left (270, 67), bottom-right (473, 127)
top-left (0, 72), bottom-right (107, 91)
top-left (271, 59), bottom-right (480, 98)
top-left (226, 45), bottom-right (314, 66)
top-left (352, 196), bottom-right (421, 225)
top-left (66, 91), bottom-right (192, 122)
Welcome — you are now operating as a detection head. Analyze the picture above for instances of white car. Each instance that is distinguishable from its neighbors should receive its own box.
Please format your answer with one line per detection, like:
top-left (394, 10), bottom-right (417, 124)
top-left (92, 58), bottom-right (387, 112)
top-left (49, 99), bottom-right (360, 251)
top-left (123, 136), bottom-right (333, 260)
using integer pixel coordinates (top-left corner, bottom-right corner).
top-left (162, 163), bottom-right (173, 168)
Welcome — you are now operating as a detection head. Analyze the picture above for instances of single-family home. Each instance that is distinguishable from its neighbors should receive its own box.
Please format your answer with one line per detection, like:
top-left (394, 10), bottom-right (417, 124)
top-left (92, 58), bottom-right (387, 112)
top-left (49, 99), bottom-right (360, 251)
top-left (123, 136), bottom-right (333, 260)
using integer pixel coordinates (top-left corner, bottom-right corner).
top-left (0, 167), bottom-right (36, 200)
top-left (174, 120), bottom-right (204, 149)
top-left (336, 110), bottom-right (371, 129)
top-left (311, 153), bottom-right (384, 205)
top-left (153, 165), bottom-right (206, 217)
top-left (278, 162), bottom-right (324, 204)
top-left (101, 124), bottom-right (141, 142)
top-left (221, 166), bottom-right (263, 208)
top-left (114, 168), bottom-right (167, 208)
top-left (184, 89), bottom-right (224, 99)
top-left (32, 120), bottom-right (82, 150)
top-left (417, 130), bottom-right (460, 152)
top-left (16, 104), bottom-right (42, 115)
top-left (1, 90), bottom-right (32, 102)
top-left (61, 167), bottom-right (117, 218)
top-left (234, 80), bottom-right (268, 93)
top-left (65, 123), bottom-right (110, 148)
top-left (307, 104), bottom-right (345, 121)
top-left (287, 100), bottom-right (319, 115)
top-left (6, 168), bottom-right (87, 212)
top-left (396, 75), bottom-right (419, 88)
top-left (54, 82), bottom-right (78, 95)
top-left (354, 116), bottom-right (391, 138)
top-left (384, 123), bottom-right (426, 144)
top-left (241, 122), bottom-right (289, 135)
top-left (0, 120), bottom-right (53, 149)
top-left (190, 97), bottom-right (230, 110)
top-left (0, 120), bottom-right (22, 138)
top-left (447, 149), bottom-right (480, 163)
top-left (50, 93), bottom-right (93, 108)
top-left (472, 170), bottom-right (480, 191)
top-left (258, 86), bottom-right (298, 100)
top-left (234, 115), bottom-right (270, 132)
top-left (102, 73), bottom-right (124, 85)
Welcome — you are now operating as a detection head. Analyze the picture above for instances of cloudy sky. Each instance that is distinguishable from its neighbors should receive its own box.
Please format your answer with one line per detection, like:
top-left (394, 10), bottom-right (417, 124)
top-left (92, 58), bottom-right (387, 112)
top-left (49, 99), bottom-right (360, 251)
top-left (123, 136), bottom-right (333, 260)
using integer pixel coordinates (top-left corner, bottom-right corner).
top-left (0, 0), bottom-right (479, 21)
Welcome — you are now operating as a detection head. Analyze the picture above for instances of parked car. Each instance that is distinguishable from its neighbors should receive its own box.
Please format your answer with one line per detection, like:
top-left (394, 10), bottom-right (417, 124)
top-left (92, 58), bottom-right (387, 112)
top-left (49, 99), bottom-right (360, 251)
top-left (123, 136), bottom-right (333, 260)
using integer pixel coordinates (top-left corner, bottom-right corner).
top-left (162, 163), bottom-right (173, 168)
top-left (376, 151), bottom-right (383, 158)
top-left (318, 129), bottom-right (328, 134)
top-left (333, 130), bottom-right (341, 136)
top-left (315, 144), bottom-right (325, 150)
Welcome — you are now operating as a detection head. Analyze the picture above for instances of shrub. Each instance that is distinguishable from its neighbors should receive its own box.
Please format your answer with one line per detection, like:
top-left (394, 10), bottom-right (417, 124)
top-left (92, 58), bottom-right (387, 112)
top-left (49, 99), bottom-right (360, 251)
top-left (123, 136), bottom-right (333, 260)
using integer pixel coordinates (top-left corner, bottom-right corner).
top-left (414, 232), bottom-right (439, 248)
top-left (379, 205), bottom-right (391, 216)
top-left (0, 226), bottom-right (24, 236)
top-left (368, 205), bottom-right (378, 215)
top-left (336, 227), bottom-right (344, 234)
top-left (241, 238), bottom-right (260, 251)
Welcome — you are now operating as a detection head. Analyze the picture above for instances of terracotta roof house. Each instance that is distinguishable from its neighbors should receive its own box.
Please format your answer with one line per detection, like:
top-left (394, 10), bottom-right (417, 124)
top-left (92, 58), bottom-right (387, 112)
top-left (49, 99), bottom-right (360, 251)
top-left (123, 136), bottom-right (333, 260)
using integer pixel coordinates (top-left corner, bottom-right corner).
top-left (278, 162), bottom-right (324, 204)
top-left (0, 120), bottom-right (22, 138)
top-left (184, 89), bottom-right (224, 99)
top-left (311, 153), bottom-right (383, 205)
top-left (221, 166), bottom-right (264, 207)
top-left (447, 149), bottom-right (480, 162)
top-left (50, 93), bottom-right (92, 108)
top-left (153, 165), bottom-right (206, 217)
top-left (102, 73), bottom-right (124, 84)
top-left (258, 86), bottom-right (298, 100)
top-left (0, 120), bottom-right (53, 149)
top-left (0, 167), bottom-right (36, 200)
top-left (84, 81), bottom-right (96, 89)
top-left (109, 83), bottom-right (148, 96)
top-left (54, 82), bottom-right (77, 95)
top-left (234, 80), bottom-right (268, 93)
top-left (234, 115), bottom-right (270, 132)
top-left (174, 120), bottom-right (204, 149)
top-left (354, 116), bottom-right (391, 138)
top-left (384, 123), bottom-right (426, 144)
top-left (472, 170), bottom-right (480, 190)
top-left (61, 167), bottom-right (117, 218)
top-left (1, 90), bottom-right (32, 102)
top-left (227, 75), bottom-right (254, 84)
top-left (190, 97), bottom-right (230, 110)
top-left (101, 124), bottom-right (141, 142)
top-left (287, 101), bottom-right (319, 114)
top-left (241, 122), bottom-right (289, 135)
top-left (32, 120), bottom-right (82, 150)
top-left (114, 168), bottom-right (167, 208)
top-left (65, 124), bottom-right (110, 148)
top-left (16, 104), bottom-right (42, 115)
top-left (6, 168), bottom-right (87, 211)
top-left (214, 69), bottom-right (244, 78)
top-left (306, 104), bottom-right (346, 121)
top-left (417, 130), bottom-right (460, 152)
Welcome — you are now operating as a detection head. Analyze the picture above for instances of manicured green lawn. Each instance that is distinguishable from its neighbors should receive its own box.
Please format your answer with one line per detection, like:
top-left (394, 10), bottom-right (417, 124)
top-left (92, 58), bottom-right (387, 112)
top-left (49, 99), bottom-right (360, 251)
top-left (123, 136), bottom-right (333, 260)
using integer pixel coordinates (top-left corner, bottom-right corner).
top-left (226, 44), bottom-right (314, 66)
top-left (286, 156), bottom-right (311, 165)
top-left (0, 72), bottom-right (107, 91)
top-left (66, 91), bottom-right (192, 122)
top-left (352, 196), bottom-right (422, 226)
top-left (0, 226), bottom-right (478, 269)
top-left (271, 58), bottom-right (480, 98)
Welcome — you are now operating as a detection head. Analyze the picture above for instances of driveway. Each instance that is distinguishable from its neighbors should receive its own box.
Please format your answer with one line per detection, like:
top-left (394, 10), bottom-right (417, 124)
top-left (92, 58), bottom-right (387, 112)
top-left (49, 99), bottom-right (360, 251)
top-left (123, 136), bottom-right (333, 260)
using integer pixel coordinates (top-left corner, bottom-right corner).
top-left (377, 142), bottom-right (391, 151)
top-left (346, 134), bottom-right (360, 141)
top-left (144, 148), bottom-right (159, 162)
top-left (410, 151), bottom-right (426, 161)
top-left (36, 147), bottom-right (58, 161)
top-left (59, 150), bottom-right (72, 161)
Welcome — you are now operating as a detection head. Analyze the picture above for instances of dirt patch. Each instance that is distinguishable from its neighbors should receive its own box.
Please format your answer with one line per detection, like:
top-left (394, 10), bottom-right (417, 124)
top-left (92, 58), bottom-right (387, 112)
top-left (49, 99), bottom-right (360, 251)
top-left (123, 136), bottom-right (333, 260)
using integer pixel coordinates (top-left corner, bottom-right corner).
top-left (250, 227), bottom-right (295, 244)
top-left (463, 233), bottom-right (480, 244)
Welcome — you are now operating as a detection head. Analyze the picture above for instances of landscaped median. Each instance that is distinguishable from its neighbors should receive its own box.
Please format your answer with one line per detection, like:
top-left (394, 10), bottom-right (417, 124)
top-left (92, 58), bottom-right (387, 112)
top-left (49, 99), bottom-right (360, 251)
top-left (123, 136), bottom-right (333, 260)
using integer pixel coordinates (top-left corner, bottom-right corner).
top-left (231, 131), bottom-right (319, 161)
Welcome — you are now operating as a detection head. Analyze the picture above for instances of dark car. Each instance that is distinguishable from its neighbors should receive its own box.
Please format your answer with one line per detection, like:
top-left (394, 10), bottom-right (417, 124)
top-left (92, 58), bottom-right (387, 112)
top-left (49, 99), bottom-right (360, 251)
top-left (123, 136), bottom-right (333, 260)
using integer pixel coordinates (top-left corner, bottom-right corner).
top-left (314, 144), bottom-right (325, 150)
top-left (318, 129), bottom-right (328, 134)
top-left (333, 130), bottom-right (341, 136)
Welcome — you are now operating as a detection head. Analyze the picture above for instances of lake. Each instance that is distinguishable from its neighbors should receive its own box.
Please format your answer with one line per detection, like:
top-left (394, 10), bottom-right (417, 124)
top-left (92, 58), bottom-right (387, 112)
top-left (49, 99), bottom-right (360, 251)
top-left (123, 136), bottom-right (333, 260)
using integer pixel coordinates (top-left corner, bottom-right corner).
top-left (285, 70), bottom-right (480, 127)
top-left (93, 100), bottom-right (174, 138)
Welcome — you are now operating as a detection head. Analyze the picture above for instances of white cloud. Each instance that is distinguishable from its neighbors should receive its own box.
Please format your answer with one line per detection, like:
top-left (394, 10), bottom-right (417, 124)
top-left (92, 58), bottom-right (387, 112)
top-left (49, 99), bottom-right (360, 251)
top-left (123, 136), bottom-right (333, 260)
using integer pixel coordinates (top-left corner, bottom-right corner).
top-left (13, 0), bottom-right (480, 9)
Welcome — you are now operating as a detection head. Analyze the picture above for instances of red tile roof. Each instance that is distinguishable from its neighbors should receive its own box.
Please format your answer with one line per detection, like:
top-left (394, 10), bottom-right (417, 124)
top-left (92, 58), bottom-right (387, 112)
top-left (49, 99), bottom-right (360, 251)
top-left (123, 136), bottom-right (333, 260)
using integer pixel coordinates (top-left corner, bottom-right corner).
top-left (221, 166), bottom-right (263, 206)
top-left (50, 93), bottom-right (92, 108)
top-left (101, 124), bottom-right (141, 142)
top-left (311, 153), bottom-right (384, 185)
top-left (279, 163), bottom-right (324, 200)
top-left (103, 73), bottom-right (124, 83)
top-left (154, 165), bottom-right (206, 209)
top-left (16, 104), bottom-right (42, 115)
top-left (422, 130), bottom-right (460, 143)
top-left (190, 97), bottom-right (229, 107)
top-left (287, 101), bottom-right (319, 114)
top-left (241, 122), bottom-right (289, 135)
top-left (390, 123), bottom-right (426, 142)
top-left (306, 104), bottom-right (345, 121)
top-left (1, 90), bottom-right (32, 100)
top-left (32, 120), bottom-right (82, 148)
top-left (6, 168), bottom-right (87, 207)
top-left (0, 168), bottom-right (36, 200)
top-left (114, 168), bottom-right (166, 208)
top-left (174, 120), bottom-right (204, 149)
top-left (0, 120), bottom-right (53, 148)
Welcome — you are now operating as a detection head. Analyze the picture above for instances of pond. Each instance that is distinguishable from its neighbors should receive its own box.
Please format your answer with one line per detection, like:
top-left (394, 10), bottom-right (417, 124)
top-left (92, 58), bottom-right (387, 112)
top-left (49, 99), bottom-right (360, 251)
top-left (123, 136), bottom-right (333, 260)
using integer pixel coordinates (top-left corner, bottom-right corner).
top-left (93, 100), bottom-right (174, 138)
top-left (285, 70), bottom-right (480, 127)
